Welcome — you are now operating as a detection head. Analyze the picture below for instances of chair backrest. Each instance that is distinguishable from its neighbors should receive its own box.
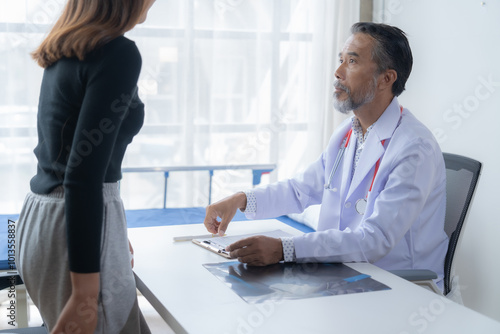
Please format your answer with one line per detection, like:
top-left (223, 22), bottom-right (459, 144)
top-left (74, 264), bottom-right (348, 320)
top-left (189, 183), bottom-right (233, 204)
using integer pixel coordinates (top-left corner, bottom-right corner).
top-left (442, 153), bottom-right (481, 295)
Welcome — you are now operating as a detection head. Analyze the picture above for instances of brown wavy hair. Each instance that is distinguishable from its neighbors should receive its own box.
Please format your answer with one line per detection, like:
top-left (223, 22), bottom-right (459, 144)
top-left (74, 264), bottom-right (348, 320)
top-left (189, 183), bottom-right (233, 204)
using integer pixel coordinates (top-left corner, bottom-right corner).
top-left (32, 0), bottom-right (146, 68)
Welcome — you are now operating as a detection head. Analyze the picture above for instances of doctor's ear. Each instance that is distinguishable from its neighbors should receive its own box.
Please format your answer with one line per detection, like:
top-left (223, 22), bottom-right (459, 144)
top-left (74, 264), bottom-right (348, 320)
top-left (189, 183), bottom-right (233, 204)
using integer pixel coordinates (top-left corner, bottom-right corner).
top-left (378, 69), bottom-right (397, 91)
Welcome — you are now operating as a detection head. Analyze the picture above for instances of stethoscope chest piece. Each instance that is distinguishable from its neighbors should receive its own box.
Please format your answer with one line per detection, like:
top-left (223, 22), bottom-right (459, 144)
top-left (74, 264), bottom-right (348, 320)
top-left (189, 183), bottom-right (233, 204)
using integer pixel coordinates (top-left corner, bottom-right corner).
top-left (355, 198), bottom-right (367, 215)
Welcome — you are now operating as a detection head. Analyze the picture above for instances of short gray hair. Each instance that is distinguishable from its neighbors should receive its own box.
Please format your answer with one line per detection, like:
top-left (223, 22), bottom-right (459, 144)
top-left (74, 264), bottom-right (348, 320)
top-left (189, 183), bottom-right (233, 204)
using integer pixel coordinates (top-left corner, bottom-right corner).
top-left (351, 22), bottom-right (413, 97)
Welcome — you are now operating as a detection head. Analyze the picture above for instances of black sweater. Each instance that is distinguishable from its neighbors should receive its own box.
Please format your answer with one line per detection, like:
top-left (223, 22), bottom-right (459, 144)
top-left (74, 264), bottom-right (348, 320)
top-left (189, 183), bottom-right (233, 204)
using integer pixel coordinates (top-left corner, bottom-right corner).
top-left (30, 36), bottom-right (144, 273)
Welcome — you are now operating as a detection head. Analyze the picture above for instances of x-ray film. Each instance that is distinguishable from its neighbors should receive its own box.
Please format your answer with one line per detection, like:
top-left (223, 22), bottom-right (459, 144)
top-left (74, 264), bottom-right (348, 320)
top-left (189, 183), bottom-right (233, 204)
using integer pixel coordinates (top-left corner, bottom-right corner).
top-left (203, 261), bottom-right (391, 303)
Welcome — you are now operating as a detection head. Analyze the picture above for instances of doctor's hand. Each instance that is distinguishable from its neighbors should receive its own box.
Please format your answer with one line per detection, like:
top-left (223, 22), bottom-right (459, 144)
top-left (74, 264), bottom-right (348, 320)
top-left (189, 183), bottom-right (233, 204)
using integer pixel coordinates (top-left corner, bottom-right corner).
top-left (204, 192), bottom-right (247, 236)
top-left (226, 236), bottom-right (284, 266)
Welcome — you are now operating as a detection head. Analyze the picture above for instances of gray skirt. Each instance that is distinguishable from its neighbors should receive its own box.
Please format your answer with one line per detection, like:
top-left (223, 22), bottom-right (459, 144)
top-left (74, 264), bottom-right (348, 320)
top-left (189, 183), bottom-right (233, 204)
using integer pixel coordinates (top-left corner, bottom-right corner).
top-left (16, 183), bottom-right (151, 333)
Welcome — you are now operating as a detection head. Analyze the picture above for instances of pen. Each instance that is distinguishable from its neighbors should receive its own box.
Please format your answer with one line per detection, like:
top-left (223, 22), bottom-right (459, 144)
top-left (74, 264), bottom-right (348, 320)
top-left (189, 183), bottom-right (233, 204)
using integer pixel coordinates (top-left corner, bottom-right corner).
top-left (203, 240), bottom-right (229, 255)
top-left (173, 233), bottom-right (225, 242)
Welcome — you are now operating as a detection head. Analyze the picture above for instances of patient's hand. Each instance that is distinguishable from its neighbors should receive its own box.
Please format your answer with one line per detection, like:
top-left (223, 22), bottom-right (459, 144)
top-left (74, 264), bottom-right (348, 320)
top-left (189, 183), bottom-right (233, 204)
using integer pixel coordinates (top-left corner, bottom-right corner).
top-left (204, 192), bottom-right (247, 236)
top-left (128, 239), bottom-right (134, 268)
top-left (226, 236), bottom-right (284, 266)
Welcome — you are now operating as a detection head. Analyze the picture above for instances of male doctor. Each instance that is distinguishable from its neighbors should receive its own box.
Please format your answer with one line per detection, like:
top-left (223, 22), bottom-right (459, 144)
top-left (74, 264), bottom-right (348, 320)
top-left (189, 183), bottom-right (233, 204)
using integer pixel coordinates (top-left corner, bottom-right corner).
top-left (204, 22), bottom-right (449, 286)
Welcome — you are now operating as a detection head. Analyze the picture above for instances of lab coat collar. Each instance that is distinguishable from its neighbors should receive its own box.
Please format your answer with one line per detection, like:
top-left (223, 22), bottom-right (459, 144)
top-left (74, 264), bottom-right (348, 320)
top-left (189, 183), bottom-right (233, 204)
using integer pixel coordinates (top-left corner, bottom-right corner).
top-left (371, 97), bottom-right (402, 142)
top-left (346, 97), bottom-right (401, 199)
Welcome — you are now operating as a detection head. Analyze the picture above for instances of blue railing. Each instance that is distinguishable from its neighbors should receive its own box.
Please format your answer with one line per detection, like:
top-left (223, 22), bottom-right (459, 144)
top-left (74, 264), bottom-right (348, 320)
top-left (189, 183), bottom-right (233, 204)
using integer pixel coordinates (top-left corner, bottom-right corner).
top-left (121, 164), bottom-right (276, 208)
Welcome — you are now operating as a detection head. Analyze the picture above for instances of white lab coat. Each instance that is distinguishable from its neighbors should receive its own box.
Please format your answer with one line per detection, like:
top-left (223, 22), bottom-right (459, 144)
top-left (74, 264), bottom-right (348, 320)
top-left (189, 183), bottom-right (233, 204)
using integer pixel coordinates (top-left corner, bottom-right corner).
top-left (247, 97), bottom-right (448, 282)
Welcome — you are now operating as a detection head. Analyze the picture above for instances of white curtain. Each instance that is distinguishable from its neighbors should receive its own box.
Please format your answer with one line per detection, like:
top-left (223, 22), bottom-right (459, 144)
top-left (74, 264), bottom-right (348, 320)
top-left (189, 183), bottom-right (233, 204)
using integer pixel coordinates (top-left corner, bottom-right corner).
top-left (0, 0), bottom-right (359, 213)
top-left (285, 0), bottom-right (359, 229)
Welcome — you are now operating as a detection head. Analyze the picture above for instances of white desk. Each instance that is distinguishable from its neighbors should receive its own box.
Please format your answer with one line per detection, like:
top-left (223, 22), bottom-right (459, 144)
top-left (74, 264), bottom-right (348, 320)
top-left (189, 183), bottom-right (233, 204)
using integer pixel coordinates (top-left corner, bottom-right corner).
top-left (129, 220), bottom-right (500, 334)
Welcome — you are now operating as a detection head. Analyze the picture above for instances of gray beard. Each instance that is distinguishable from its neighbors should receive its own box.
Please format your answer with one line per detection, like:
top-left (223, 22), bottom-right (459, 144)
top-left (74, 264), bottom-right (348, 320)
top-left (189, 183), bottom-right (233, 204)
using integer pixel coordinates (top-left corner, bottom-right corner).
top-left (333, 79), bottom-right (376, 114)
top-left (333, 94), bottom-right (358, 114)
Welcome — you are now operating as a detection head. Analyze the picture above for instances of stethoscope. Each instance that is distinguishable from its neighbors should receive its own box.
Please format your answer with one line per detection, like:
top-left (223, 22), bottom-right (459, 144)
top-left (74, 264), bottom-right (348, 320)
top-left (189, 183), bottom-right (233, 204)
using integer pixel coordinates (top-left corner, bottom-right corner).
top-left (324, 106), bottom-right (403, 215)
top-left (324, 129), bottom-right (352, 191)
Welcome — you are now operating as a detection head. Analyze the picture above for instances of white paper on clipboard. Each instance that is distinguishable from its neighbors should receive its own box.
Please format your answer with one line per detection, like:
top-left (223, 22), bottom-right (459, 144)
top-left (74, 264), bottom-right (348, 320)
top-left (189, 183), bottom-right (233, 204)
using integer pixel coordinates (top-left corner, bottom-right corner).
top-left (192, 229), bottom-right (294, 259)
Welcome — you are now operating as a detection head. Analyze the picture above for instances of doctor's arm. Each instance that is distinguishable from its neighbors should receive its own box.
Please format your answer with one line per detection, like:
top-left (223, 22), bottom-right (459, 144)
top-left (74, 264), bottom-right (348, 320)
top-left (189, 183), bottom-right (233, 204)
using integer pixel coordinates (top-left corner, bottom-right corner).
top-left (204, 148), bottom-right (328, 236)
top-left (204, 156), bottom-right (330, 265)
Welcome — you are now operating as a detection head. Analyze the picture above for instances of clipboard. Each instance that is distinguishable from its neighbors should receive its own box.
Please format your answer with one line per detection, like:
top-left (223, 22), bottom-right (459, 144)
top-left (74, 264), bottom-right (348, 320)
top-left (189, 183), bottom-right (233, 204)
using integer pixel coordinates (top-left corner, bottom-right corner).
top-left (192, 229), bottom-right (294, 259)
top-left (192, 238), bottom-right (232, 258)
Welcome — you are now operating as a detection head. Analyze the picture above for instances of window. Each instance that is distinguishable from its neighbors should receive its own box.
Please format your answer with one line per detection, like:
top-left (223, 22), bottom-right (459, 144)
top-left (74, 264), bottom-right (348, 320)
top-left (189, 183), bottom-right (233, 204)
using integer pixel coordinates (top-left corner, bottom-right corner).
top-left (0, 0), bottom-right (357, 212)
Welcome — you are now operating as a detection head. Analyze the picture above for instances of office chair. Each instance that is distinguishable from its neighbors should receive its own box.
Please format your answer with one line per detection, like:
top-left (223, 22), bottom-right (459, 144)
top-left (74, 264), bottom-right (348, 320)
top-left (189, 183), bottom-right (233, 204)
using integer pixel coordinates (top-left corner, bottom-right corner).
top-left (390, 152), bottom-right (482, 297)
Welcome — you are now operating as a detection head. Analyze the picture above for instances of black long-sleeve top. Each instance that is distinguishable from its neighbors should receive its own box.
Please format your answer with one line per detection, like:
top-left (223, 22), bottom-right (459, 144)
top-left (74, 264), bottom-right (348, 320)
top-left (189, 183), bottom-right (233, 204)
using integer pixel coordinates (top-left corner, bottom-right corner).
top-left (30, 36), bottom-right (144, 273)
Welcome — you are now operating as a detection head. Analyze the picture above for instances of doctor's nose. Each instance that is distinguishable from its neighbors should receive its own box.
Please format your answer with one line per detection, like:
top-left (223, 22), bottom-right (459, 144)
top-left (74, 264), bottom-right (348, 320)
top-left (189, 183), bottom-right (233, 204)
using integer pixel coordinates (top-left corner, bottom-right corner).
top-left (334, 64), bottom-right (344, 81)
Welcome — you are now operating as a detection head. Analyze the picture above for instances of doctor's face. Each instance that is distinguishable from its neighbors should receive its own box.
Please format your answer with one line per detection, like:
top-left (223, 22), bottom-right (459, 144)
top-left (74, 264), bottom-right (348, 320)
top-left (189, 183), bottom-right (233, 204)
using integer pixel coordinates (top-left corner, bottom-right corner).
top-left (333, 33), bottom-right (380, 114)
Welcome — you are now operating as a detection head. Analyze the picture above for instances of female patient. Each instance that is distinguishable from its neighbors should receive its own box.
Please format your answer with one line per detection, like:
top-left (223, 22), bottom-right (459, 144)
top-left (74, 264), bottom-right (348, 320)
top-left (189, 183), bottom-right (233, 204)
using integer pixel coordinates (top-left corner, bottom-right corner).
top-left (16, 0), bottom-right (155, 332)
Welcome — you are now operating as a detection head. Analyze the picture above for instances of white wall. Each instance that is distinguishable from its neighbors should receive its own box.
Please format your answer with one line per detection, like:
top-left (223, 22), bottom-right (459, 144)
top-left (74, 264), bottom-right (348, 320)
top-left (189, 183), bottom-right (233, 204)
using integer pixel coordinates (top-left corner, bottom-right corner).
top-left (375, 0), bottom-right (500, 322)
